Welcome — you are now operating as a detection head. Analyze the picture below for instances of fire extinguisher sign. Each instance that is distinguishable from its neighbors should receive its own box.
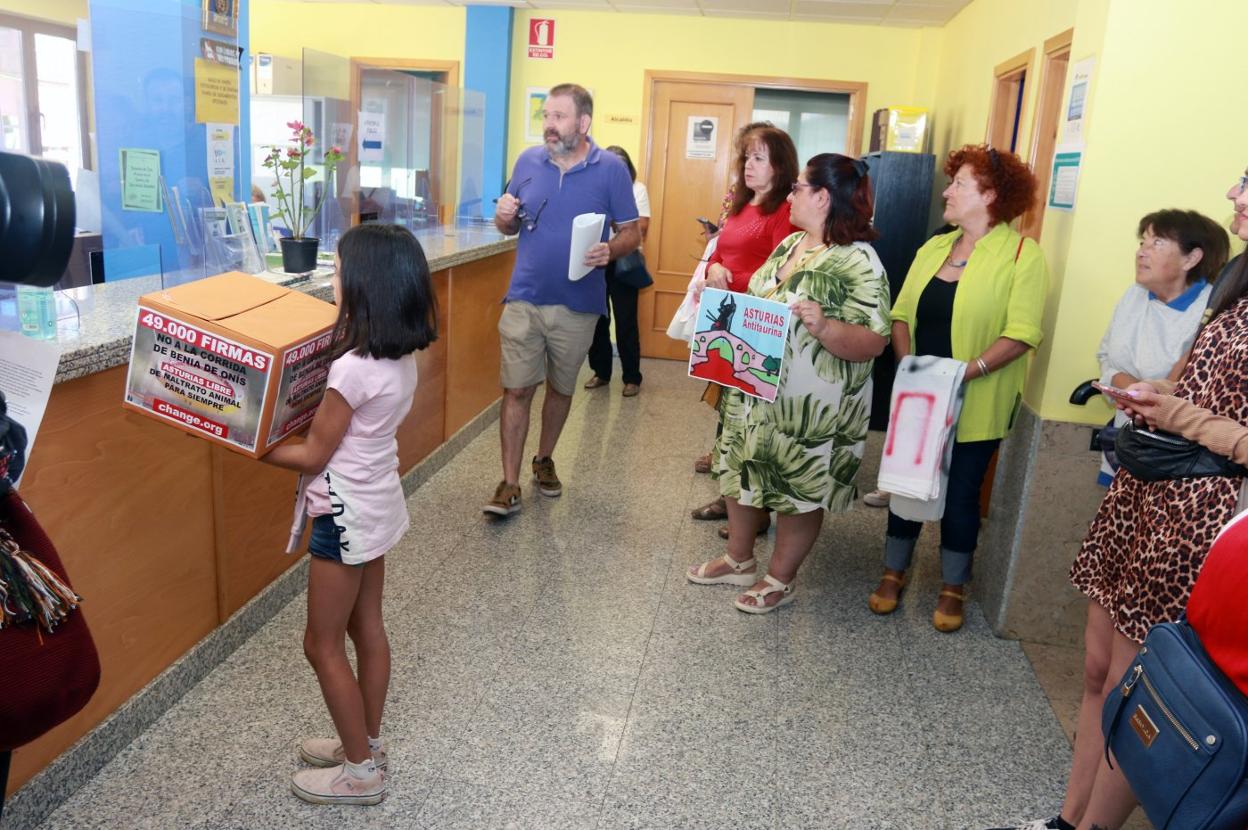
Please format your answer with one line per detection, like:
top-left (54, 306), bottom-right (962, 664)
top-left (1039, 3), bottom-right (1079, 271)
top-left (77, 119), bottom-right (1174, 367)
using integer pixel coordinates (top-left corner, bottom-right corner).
top-left (528, 18), bottom-right (555, 59)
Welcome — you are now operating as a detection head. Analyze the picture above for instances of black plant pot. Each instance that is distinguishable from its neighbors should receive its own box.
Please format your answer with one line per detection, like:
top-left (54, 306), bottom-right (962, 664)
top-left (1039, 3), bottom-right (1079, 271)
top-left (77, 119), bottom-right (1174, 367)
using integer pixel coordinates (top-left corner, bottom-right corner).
top-left (280, 237), bottom-right (319, 274)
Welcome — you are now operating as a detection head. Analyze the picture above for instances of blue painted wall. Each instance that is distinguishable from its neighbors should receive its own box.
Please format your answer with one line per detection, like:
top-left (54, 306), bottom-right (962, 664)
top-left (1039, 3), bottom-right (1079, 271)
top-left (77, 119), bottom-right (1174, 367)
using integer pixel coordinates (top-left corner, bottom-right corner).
top-left (463, 6), bottom-right (512, 220)
top-left (91, 0), bottom-right (248, 280)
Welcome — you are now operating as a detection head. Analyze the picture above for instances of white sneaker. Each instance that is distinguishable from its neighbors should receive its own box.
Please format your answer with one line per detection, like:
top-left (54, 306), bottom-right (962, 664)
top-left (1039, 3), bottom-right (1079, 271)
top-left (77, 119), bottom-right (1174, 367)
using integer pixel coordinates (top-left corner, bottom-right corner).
top-left (863, 489), bottom-right (890, 508)
top-left (291, 762), bottom-right (385, 806)
top-left (299, 737), bottom-right (388, 773)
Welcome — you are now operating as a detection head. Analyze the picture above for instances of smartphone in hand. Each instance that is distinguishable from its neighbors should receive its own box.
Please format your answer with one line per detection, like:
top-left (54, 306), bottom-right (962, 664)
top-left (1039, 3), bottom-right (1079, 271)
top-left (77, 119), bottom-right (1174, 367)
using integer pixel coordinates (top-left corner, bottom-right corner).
top-left (1092, 381), bottom-right (1137, 403)
top-left (696, 217), bottom-right (719, 234)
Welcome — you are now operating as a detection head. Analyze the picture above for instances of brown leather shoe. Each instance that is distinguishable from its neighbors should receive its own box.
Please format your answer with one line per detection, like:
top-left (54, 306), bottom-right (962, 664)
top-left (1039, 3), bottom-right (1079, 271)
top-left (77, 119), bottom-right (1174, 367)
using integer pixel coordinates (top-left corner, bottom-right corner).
top-left (622, 383), bottom-right (640, 397)
top-left (693, 453), bottom-right (713, 474)
top-left (531, 456), bottom-right (562, 497)
top-left (483, 481), bottom-right (521, 517)
top-left (691, 497), bottom-right (728, 520)
top-left (584, 375), bottom-right (608, 389)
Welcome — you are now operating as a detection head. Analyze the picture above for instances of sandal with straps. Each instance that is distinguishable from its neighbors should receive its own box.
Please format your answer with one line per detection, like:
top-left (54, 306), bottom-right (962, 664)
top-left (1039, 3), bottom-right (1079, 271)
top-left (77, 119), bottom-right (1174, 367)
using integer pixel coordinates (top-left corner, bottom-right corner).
top-left (868, 572), bottom-right (906, 615)
top-left (932, 588), bottom-right (965, 633)
top-left (734, 574), bottom-right (795, 614)
top-left (687, 554), bottom-right (756, 586)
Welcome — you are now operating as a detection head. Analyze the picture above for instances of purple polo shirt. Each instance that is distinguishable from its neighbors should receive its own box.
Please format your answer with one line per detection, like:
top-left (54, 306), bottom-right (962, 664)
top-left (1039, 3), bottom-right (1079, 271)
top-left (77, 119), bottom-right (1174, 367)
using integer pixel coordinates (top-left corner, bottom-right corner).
top-left (504, 140), bottom-right (639, 315)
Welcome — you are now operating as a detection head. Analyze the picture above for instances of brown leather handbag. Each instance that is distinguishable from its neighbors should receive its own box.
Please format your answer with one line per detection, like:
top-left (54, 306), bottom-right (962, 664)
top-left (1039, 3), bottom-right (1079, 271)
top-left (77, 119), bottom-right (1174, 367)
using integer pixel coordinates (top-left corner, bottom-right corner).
top-left (0, 487), bottom-right (100, 752)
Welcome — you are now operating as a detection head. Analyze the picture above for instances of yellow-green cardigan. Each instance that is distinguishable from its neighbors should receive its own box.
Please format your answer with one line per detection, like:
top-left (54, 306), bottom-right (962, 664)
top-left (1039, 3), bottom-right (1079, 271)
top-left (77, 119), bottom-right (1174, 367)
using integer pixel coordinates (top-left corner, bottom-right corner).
top-left (891, 222), bottom-right (1048, 442)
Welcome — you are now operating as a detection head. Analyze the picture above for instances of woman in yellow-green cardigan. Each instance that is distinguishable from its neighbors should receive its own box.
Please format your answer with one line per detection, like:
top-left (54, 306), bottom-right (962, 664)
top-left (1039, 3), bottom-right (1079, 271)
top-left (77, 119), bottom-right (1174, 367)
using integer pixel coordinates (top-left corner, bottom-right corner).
top-left (868, 144), bottom-right (1048, 633)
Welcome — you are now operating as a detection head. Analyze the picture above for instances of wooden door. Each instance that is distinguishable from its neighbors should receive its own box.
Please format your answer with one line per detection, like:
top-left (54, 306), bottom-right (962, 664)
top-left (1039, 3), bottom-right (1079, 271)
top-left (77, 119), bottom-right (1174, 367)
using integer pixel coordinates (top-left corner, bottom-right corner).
top-left (986, 49), bottom-right (1034, 153)
top-left (1020, 29), bottom-right (1073, 241)
top-left (639, 80), bottom-right (754, 360)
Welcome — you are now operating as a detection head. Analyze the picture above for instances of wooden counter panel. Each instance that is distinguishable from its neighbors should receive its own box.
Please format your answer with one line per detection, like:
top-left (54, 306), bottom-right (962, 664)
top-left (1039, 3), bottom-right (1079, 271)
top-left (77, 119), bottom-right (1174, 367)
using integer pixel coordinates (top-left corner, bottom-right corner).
top-left (211, 445), bottom-right (304, 619)
top-left (445, 251), bottom-right (513, 437)
top-left (397, 271), bottom-right (450, 473)
top-left (9, 366), bottom-right (219, 793)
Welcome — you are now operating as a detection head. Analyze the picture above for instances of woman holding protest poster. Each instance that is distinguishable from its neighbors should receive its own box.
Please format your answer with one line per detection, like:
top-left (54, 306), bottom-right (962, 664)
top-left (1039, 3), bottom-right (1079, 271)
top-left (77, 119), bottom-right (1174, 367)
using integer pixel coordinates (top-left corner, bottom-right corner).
top-left (686, 153), bottom-right (891, 613)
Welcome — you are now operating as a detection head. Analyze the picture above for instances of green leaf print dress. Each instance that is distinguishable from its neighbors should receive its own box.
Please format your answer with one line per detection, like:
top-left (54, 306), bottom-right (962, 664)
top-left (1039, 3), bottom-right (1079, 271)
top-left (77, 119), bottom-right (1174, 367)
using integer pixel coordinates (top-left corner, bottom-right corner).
top-left (711, 233), bottom-right (891, 515)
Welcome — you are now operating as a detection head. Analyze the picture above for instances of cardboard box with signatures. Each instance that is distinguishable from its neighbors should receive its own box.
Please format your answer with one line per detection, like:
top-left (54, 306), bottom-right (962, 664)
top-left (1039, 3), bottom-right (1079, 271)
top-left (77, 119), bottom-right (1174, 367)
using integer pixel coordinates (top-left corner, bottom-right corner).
top-left (123, 272), bottom-right (338, 457)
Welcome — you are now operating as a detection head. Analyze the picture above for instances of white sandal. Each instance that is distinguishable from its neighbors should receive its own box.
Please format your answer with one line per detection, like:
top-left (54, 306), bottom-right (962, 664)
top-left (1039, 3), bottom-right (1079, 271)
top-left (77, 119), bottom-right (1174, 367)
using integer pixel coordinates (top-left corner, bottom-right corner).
top-left (686, 554), bottom-right (756, 586)
top-left (734, 574), bottom-right (795, 614)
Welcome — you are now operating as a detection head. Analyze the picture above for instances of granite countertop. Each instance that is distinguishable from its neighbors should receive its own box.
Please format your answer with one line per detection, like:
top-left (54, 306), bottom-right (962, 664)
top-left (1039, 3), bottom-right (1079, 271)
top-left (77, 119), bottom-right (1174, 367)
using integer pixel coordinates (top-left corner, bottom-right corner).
top-left (51, 225), bottom-right (515, 385)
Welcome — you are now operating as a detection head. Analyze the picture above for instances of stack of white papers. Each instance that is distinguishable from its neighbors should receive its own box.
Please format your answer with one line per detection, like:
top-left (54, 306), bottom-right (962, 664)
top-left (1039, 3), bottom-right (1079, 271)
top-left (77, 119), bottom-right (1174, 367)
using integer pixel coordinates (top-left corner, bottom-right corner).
top-left (568, 213), bottom-right (606, 282)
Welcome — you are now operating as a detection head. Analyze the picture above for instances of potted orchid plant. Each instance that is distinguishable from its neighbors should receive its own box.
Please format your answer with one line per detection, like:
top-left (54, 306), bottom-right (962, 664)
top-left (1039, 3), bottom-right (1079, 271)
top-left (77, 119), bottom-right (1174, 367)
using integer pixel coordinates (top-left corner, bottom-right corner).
top-left (262, 120), bottom-right (344, 273)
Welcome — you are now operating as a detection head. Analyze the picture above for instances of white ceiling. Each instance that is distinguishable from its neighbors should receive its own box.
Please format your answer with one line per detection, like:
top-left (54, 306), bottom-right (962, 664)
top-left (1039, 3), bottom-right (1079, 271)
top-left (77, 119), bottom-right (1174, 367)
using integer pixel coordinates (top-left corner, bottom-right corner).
top-left (293, 0), bottom-right (972, 27)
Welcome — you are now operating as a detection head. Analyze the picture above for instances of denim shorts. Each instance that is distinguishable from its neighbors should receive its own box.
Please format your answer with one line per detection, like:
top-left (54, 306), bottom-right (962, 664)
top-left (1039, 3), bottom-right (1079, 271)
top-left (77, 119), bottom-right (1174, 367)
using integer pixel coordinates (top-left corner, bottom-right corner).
top-left (307, 514), bottom-right (358, 566)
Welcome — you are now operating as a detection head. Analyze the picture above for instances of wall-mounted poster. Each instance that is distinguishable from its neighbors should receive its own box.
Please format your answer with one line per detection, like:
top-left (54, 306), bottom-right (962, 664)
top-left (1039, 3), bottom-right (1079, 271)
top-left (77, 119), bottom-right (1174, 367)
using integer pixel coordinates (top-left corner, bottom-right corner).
top-left (525, 88), bottom-right (548, 144)
top-left (200, 37), bottom-right (241, 67)
top-left (194, 58), bottom-right (239, 125)
top-left (202, 0), bottom-right (237, 38)
top-left (120, 148), bottom-right (162, 212)
top-left (1060, 57), bottom-right (1095, 146)
top-left (688, 288), bottom-right (790, 403)
top-left (686, 116), bottom-right (718, 160)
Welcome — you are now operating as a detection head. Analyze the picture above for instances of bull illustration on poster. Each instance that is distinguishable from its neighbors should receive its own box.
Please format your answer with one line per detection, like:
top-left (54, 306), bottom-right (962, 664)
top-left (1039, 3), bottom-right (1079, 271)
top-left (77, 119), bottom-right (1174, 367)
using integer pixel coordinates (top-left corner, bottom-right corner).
top-left (688, 288), bottom-right (791, 403)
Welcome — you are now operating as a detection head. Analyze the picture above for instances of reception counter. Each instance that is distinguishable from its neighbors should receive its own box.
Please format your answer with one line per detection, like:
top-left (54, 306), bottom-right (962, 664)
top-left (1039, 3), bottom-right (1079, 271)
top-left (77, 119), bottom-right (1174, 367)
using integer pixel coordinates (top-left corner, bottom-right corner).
top-left (9, 226), bottom-right (516, 796)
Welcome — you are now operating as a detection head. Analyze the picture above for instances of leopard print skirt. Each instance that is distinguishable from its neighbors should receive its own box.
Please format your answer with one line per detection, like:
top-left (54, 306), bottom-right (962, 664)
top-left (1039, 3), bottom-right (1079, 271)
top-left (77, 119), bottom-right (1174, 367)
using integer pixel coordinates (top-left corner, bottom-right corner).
top-left (1070, 295), bottom-right (1248, 644)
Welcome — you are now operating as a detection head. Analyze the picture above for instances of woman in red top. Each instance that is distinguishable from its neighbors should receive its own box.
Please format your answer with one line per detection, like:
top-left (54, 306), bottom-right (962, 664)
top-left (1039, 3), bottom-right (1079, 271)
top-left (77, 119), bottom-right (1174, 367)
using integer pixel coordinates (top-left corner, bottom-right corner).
top-left (690, 125), bottom-right (799, 525)
top-left (702, 126), bottom-right (800, 294)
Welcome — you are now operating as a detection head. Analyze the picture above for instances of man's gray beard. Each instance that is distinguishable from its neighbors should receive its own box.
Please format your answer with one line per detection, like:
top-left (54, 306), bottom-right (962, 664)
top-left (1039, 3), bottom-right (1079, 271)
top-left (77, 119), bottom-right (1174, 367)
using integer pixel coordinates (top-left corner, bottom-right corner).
top-left (545, 132), bottom-right (580, 158)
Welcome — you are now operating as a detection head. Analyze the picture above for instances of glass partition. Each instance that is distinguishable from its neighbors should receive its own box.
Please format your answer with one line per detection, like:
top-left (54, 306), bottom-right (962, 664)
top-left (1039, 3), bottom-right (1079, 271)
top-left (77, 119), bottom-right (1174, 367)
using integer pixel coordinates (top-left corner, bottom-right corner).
top-left (249, 47), bottom-right (487, 260)
top-left (84, 0), bottom-right (248, 288)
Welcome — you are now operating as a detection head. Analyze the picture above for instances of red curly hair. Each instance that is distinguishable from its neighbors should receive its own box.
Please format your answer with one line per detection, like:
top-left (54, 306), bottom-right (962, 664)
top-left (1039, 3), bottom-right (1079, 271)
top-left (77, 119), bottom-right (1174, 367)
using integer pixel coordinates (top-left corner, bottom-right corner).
top-left (944, 144), bottom-right (1037, 225)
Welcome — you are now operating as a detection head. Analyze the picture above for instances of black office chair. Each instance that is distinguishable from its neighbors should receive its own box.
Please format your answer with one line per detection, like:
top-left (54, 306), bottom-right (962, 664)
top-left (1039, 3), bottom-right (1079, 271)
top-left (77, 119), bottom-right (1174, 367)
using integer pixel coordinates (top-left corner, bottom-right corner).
top-left (1070, 379), bottom-right (1099, 406)
top-left (1071, 378), bottom-right (1119, 458)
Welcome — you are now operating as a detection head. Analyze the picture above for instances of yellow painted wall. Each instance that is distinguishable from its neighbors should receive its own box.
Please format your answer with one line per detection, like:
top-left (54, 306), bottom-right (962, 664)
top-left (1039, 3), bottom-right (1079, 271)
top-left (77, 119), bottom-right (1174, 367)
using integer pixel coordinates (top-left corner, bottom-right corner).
top-left (0, 0), bottom-right (86, 25)
top-left (504, 10), bottom-right (942, 175)
top-left (920, 0), bottom-right (1090, 416)
top-left (249, 1), bottom-right (464, 64)
top-left (1036, 0), bottom-right (1248, 424)
top-left (1022, 0), bottom-right (1110, 418)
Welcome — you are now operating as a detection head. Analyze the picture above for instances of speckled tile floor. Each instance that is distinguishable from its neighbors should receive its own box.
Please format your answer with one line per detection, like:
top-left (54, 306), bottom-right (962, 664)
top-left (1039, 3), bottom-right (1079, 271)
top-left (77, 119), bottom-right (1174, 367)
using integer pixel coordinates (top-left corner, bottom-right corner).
top-left (32, 359), bottom-right (1078, 830)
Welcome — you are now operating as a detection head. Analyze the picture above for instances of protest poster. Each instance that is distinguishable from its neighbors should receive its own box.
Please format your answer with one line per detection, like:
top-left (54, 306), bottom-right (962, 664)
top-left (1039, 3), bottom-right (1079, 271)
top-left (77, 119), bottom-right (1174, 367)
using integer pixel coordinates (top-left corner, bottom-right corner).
top-left (688, 288), bottom-right (790, 403)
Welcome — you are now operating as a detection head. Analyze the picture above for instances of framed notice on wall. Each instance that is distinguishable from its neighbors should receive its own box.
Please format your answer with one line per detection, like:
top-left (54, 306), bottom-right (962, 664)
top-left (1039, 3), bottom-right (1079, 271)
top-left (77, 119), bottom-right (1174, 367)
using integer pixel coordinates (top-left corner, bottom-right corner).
top-left (201, 0), bottom-right (237, 38)
top-left (526, 88), bottom-right (548, 144)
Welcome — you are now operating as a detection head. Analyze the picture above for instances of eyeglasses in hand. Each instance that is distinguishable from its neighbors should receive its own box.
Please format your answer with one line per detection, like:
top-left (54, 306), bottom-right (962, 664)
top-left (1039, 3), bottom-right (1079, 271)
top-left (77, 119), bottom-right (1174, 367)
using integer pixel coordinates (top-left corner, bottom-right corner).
top-left (496, 177), bottom-right (547, 232)
top-left (516, 197), bottom-right (547, 232)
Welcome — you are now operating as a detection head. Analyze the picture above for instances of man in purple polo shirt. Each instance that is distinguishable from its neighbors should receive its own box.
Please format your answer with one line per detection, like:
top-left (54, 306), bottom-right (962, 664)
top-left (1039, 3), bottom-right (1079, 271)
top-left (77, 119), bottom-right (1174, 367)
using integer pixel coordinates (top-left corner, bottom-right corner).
top-left (483, 83), bottom-right (640, 517)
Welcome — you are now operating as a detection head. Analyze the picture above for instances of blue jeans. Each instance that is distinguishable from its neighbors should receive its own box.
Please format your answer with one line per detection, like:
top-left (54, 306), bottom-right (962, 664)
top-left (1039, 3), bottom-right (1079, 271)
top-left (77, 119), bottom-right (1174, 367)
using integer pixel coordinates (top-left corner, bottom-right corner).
top-left (307, 514), bottom-right (358, 566)
top-left (884, 438), bottom-right (1001, 585)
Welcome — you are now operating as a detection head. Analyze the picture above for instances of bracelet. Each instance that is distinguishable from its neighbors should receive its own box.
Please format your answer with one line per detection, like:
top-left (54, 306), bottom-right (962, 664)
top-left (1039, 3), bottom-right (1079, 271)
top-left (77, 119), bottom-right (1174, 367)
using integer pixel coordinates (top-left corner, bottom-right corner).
top-left (975, 357), bottom-right (990, 377)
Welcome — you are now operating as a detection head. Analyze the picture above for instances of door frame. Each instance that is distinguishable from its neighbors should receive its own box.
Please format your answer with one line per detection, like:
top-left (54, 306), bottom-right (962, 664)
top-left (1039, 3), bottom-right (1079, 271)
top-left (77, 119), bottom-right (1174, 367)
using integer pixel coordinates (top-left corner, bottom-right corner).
top-left (1020, 28), bottom-right (1074, 240)
top-left (348, 57), bottom-right (460, 224)
top-left (0, 11), bottom-right (93, 172)
top-left (639, 69), bottom-right (869, 184)
top-left (986, 48), bottom-right (1034, 152)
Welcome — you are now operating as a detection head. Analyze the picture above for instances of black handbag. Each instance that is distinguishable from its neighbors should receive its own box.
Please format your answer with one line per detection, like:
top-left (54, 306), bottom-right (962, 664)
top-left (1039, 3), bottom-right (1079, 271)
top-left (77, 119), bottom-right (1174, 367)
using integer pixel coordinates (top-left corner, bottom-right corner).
top-left (612, 249), bottom-right (653, 289)
top-left (1102, 620), bottom-right (1248, 829)
top-left (1114, 422), bottom-right (1248, 482)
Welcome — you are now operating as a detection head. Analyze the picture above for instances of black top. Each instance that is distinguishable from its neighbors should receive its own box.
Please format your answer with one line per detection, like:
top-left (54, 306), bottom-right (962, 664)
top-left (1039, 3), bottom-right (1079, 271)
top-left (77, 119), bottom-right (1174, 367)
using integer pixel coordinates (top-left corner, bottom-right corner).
top-left (914, 276), bottom-right (958, 359)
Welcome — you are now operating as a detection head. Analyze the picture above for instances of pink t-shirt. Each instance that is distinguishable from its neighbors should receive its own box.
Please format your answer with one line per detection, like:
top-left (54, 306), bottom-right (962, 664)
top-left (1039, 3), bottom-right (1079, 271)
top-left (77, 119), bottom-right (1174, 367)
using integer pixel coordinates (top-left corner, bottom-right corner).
top-left (301, 350), bottom-right (418, 564)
